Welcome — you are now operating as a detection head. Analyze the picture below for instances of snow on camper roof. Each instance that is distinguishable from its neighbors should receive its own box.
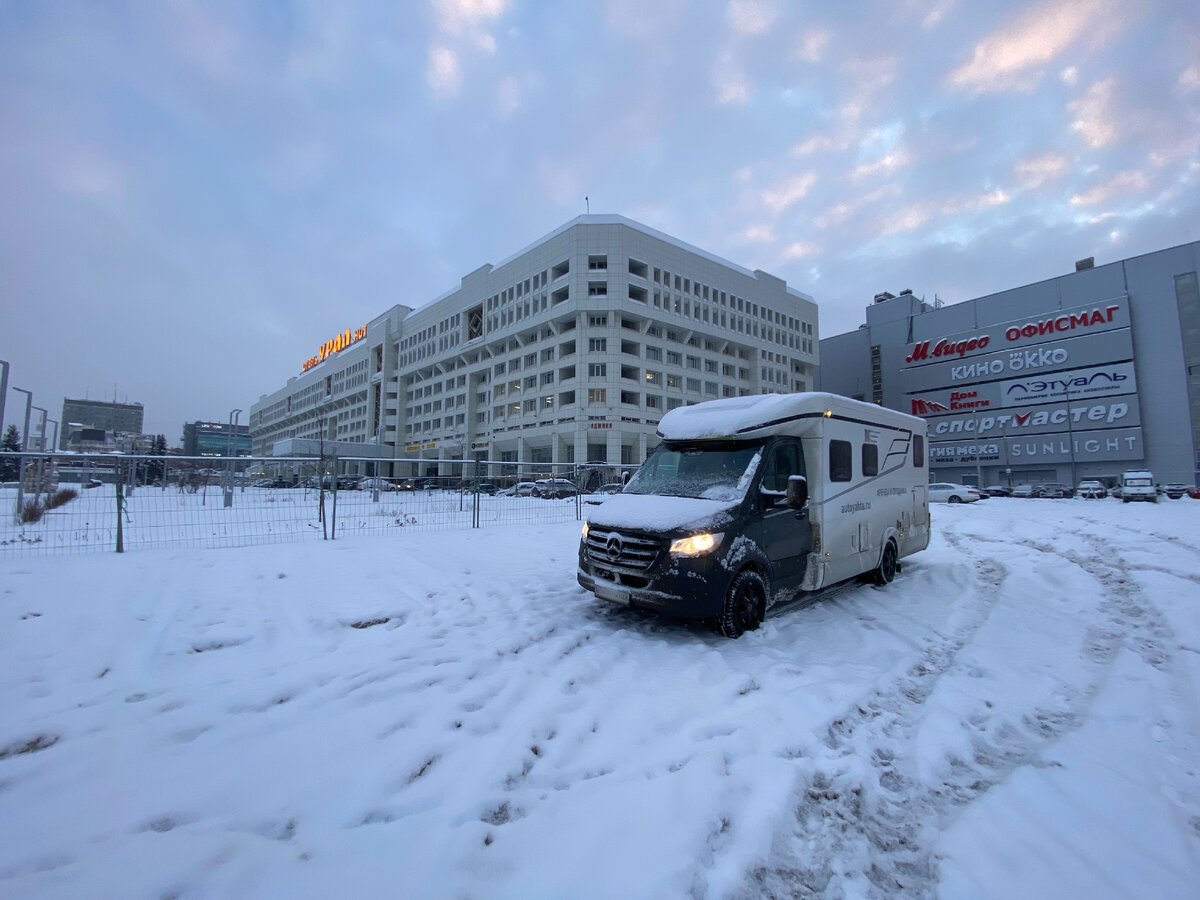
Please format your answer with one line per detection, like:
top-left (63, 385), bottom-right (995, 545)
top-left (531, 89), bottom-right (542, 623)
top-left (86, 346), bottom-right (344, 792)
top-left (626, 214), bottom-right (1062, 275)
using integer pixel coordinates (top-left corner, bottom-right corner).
top-left (657, 392), bottom-right (917, 441)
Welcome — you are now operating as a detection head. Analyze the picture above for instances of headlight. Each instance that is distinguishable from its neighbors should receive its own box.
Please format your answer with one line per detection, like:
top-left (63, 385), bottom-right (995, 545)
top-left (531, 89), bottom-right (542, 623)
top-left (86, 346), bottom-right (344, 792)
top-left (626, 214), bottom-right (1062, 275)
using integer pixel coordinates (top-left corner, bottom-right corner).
top-left (668, 532), bottom-right (724, 557)
top-left (581, 521), bottom-right (589, 539)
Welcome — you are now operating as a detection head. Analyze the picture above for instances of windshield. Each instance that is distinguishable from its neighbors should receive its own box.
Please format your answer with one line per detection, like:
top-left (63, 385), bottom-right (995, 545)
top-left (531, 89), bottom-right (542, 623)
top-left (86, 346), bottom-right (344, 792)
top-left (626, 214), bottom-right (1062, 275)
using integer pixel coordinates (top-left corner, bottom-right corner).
top-left (1126, 478), bottom-right (1152, 486)
top-left (624, 440), bottom-right (763, 501)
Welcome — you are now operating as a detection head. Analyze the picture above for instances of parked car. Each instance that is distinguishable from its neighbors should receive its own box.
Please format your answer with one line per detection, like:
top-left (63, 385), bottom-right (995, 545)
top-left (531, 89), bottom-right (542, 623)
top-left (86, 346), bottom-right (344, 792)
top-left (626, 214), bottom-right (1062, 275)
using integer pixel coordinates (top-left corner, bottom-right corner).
top-left (397, 478), bottom-right (425, 491)
top-left (359, 477), bottom-right (395, 492)
top-left (1010, 484), bottom-right (1036, 498)
top-left (499, 481), bottom-right (539, 497)
top-left (982, 485), bottom-right (1011, 497)
top-left (466, 482), bottom-right (498, 495)
top-left (1035, 482), bottom-right (1071, 499)
top-left (928, 482), bottom-right (982, 503)
top-left (1076, 480), bottom-right (1107, 499)
top-left (1188, 486), bottom-right (1200, 499)
top-left (1163, 483), bottom-right (1190, 499)
top-left (535, 478), bottom-right (577, 498)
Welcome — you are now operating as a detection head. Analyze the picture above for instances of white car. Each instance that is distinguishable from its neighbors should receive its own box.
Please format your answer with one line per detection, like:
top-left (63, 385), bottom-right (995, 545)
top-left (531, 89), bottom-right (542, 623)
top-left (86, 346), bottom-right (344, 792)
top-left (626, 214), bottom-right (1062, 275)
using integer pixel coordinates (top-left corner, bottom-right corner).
top-left (928, 482), bottom-right (982, 503)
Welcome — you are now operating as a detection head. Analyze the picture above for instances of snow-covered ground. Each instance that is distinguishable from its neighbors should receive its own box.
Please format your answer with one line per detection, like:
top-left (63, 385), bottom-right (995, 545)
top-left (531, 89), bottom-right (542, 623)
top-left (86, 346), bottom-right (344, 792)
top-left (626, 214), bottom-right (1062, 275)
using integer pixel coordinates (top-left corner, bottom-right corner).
top-left (2, 498), bottom-right (1198, 899)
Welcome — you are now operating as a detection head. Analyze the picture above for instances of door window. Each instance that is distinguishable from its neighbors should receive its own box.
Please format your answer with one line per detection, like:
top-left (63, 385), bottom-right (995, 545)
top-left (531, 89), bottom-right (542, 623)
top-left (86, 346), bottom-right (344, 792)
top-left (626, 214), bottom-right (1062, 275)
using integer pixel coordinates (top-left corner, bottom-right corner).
top-left (761, 442), bottom-right (805, 503)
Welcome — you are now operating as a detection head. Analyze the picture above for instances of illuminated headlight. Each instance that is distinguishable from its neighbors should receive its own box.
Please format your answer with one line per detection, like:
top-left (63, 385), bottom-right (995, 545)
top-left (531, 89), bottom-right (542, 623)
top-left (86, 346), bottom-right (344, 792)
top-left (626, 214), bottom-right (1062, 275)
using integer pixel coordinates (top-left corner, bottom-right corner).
top-left (669, 532), bottom-right (724, 557)
top-left (581, 521), bottom-right (590, 539)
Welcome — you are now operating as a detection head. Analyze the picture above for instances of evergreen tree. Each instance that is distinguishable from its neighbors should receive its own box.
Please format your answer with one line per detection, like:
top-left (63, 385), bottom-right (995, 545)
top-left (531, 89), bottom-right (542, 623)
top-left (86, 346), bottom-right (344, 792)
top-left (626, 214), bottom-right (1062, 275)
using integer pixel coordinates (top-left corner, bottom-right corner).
top-left (0, 424), bottom-right (20, 482)
top-left (146, 433), bottom-right (168, 482)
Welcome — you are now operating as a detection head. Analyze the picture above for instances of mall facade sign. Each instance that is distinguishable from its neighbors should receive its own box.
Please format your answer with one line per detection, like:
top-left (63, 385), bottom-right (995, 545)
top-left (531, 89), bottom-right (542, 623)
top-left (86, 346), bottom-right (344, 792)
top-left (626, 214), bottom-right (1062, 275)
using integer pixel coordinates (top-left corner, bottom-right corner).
top-left (902, 297), bottom-right (1143, 470)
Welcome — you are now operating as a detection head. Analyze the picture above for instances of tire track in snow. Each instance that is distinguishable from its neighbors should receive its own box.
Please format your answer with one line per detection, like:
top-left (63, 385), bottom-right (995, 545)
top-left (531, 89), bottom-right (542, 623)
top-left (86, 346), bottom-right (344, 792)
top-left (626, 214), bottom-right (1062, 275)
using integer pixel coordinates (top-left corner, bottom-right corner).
top-left (738, 517), bottom-right (1187, 900)
top-left (739, 532), bottom-right (1008, 900)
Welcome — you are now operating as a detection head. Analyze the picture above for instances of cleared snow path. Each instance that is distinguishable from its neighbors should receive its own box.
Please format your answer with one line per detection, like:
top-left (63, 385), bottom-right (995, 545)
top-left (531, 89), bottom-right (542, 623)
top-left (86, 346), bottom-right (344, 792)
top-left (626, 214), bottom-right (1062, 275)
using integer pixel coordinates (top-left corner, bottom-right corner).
top-left (1, 502), bottom-right (1198, 899)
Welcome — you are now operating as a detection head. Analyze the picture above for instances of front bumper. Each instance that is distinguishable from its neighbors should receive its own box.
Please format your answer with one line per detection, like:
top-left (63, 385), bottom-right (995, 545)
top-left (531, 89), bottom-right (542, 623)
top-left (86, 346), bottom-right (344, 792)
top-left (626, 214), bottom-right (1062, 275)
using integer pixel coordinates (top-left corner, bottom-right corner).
top-left (576, 545), bottom-right (729, 620)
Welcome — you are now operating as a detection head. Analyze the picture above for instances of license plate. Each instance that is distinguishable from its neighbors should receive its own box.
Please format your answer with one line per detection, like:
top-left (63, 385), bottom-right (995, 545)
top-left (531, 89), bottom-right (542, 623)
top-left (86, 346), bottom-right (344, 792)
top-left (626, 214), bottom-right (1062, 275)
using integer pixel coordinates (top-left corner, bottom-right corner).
top-left (595, 582), bottom-right (631, 605)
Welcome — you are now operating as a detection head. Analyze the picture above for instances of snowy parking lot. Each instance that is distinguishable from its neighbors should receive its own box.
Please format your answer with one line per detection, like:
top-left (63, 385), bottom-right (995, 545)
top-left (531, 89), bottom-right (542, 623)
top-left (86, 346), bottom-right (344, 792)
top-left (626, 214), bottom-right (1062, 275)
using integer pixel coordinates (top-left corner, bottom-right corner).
top-left (2, 498), bottom-right (1198, 899)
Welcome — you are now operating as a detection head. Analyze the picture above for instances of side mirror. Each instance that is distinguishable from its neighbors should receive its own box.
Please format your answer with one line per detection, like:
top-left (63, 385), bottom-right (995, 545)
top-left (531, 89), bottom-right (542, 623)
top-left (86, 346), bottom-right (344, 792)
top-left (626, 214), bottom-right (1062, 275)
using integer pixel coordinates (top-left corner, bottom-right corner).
top-left (786, 475), bottom-right (808, 509)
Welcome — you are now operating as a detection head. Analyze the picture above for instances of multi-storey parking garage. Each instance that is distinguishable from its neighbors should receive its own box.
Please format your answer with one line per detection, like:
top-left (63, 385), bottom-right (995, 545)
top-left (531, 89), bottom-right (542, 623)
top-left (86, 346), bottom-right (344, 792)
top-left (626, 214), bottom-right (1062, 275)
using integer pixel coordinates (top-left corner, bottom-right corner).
top-left (250, 216), bottom-right (819, 476)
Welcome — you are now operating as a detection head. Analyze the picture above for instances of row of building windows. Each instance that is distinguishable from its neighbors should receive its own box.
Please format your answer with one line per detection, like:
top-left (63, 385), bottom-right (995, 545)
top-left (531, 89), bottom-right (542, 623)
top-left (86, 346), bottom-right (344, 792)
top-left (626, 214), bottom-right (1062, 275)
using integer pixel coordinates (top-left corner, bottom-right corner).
top-left (395, 254), bottom-right (815, 376)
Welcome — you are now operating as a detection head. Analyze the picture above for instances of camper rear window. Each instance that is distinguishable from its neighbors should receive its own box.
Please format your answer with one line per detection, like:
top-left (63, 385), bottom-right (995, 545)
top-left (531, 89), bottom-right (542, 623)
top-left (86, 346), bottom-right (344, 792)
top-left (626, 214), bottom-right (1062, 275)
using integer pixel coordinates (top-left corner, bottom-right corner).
top-left (862, 443), bottom-right (879, 477)
top-left (913, 435), bottom-right (925, 467)
top-left (830, 440), bottom-right (852, 482)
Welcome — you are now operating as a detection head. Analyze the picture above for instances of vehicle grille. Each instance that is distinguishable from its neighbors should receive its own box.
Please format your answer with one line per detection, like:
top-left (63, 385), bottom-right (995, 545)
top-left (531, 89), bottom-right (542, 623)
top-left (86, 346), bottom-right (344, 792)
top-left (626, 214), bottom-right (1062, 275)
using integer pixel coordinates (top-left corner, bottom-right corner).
top-left (584, 528), bottom-right (663, 572)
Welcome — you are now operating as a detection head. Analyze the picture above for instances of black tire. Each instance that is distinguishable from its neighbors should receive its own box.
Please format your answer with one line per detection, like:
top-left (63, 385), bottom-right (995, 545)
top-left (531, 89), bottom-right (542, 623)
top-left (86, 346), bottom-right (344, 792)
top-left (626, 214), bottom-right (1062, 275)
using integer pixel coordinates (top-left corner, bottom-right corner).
top-left (948, 495), bottom-right (962, 503)
top-left (717, 570), bottom-right (766, 639)
top-left (872, 540), bottom-right (898, 586)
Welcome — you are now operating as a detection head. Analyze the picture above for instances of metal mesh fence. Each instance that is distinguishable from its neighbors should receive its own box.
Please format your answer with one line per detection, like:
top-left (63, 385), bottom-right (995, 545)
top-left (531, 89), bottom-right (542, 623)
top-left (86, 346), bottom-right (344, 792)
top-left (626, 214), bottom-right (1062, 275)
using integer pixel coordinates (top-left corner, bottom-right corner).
top-left (0, 453), bottom-right (624, 557)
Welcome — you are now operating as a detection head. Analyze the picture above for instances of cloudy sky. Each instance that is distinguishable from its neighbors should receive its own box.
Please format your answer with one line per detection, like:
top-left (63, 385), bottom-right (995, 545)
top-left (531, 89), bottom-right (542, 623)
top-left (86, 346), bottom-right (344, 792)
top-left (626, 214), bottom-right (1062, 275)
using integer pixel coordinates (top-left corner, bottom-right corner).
top-left (1, 0), bottom-right (1197, 443)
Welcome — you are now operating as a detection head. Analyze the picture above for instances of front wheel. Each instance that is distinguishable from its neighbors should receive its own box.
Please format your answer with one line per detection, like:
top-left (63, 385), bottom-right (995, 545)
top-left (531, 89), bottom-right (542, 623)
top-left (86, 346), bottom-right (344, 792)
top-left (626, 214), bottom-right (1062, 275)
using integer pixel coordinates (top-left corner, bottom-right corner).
top-left (872, 540), bottom-right (898, 586)
top-left (717, 571), bottom-right (766, 639)
top-left (948, 495), bottom-right (962, 503)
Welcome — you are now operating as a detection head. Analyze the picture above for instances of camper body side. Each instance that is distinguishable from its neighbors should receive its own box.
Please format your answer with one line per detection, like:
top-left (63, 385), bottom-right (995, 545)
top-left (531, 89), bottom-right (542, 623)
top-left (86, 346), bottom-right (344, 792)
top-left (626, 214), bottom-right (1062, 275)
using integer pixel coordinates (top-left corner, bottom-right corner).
top-left (577, 393), bottom-right (930, 635)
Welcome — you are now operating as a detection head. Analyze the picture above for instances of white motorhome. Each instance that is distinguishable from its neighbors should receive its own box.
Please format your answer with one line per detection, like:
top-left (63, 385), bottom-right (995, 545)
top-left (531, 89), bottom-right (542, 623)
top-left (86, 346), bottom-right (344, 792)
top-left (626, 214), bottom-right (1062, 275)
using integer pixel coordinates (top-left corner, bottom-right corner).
top-left (1120, 469), bottom-right (1158, 502)
top-left (577, 392), bottom-right (930, 637)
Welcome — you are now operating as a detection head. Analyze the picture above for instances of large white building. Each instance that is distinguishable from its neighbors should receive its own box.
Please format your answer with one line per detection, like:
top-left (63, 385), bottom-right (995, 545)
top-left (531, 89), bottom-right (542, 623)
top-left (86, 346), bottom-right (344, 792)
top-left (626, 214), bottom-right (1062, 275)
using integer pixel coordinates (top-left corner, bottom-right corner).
top-left (250, 216), bottom-right (819, 475)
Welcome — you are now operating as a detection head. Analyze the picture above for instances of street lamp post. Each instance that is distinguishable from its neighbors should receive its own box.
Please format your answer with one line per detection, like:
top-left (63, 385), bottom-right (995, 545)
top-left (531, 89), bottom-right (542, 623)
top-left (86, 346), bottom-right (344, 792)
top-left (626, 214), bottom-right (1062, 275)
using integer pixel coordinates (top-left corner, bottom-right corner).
top-left (12, 387), bottom-right (32, 513)
top-left (45, 418), bottom-right (58, 498)
top-left (0, 359), bottom-right (9, 438)
top-left (32, 406), bottom-right (46, 499)
top-left (224, 409), bottom-right (242, 508)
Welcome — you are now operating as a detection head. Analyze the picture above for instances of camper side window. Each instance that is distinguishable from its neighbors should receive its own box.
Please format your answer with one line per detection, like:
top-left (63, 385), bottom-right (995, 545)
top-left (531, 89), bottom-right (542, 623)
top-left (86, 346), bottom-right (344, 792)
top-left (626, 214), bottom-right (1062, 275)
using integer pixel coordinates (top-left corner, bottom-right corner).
top-left (829, 440), bottom-right (852, 482)
top-left (862, 443), bottom-right (879, 476)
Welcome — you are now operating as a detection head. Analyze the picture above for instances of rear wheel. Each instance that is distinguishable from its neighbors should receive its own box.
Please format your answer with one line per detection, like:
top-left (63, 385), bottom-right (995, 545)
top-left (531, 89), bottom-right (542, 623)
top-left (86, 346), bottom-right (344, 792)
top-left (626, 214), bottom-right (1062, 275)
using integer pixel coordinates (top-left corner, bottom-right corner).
top-left (717, 571), bottom-right (766, 639)
top-left (872, 540), bottom-right (898, 586)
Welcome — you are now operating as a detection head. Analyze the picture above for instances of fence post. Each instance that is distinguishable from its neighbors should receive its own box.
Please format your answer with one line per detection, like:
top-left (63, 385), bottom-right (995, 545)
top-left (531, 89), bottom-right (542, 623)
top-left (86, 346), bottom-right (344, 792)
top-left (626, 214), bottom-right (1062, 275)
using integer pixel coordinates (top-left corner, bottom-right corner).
top-left (115, 476), bottom-right (124, 554)
top-left (331, 471), bottom-right (338, 541)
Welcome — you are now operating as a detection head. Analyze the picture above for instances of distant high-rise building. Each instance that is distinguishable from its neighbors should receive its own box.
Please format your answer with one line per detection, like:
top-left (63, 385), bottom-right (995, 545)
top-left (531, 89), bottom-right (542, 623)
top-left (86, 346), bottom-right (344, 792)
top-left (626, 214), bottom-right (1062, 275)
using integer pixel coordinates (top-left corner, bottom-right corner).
top-left (182, 421), bottom-right (252, 457)
top-left (60, 398), bottom-right (144, 450)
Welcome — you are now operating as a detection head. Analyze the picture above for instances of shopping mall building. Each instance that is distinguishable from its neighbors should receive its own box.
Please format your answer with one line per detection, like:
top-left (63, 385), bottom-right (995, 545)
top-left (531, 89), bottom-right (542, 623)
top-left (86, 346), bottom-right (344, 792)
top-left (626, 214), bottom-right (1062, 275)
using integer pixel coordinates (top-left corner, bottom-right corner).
top-left (249, 215), bottom-right (819, 475)
top-left (819, 240), bottom-right (1200, 489)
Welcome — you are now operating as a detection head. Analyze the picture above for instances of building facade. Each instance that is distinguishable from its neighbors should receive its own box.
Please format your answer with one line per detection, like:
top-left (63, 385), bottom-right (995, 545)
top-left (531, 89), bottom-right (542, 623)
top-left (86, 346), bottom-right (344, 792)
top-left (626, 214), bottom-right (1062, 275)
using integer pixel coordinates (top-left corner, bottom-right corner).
top-left (250, 216), bottom-right (819, 474)
top-left (60, 398), bottom-right (145, 451)
top-left (182, 422), bottom-right (252, 457)
top-left (819, 241), bottom-right (1200, 488)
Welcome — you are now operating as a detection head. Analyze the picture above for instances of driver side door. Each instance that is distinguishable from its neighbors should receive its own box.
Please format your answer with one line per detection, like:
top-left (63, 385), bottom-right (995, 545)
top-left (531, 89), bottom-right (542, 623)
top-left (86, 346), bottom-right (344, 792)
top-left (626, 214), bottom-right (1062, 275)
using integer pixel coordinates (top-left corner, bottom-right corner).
top-left (752, 439), bottom-right (812, 593)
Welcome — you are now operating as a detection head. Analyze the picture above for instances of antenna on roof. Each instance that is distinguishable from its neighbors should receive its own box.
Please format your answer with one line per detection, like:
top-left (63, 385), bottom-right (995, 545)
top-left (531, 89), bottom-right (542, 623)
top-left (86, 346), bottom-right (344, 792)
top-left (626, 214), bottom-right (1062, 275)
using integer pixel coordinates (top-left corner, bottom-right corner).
top-left (585, 196), bottom-right (589, 214)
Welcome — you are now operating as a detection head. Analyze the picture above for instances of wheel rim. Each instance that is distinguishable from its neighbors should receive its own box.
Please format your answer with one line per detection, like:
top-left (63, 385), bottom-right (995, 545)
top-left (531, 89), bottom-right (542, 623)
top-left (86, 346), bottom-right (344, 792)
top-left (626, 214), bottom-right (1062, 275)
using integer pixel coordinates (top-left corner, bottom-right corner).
top-left (730, 577), bottom-right (764, 634)
top-left (881, 544), bottom-right (897, 582)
